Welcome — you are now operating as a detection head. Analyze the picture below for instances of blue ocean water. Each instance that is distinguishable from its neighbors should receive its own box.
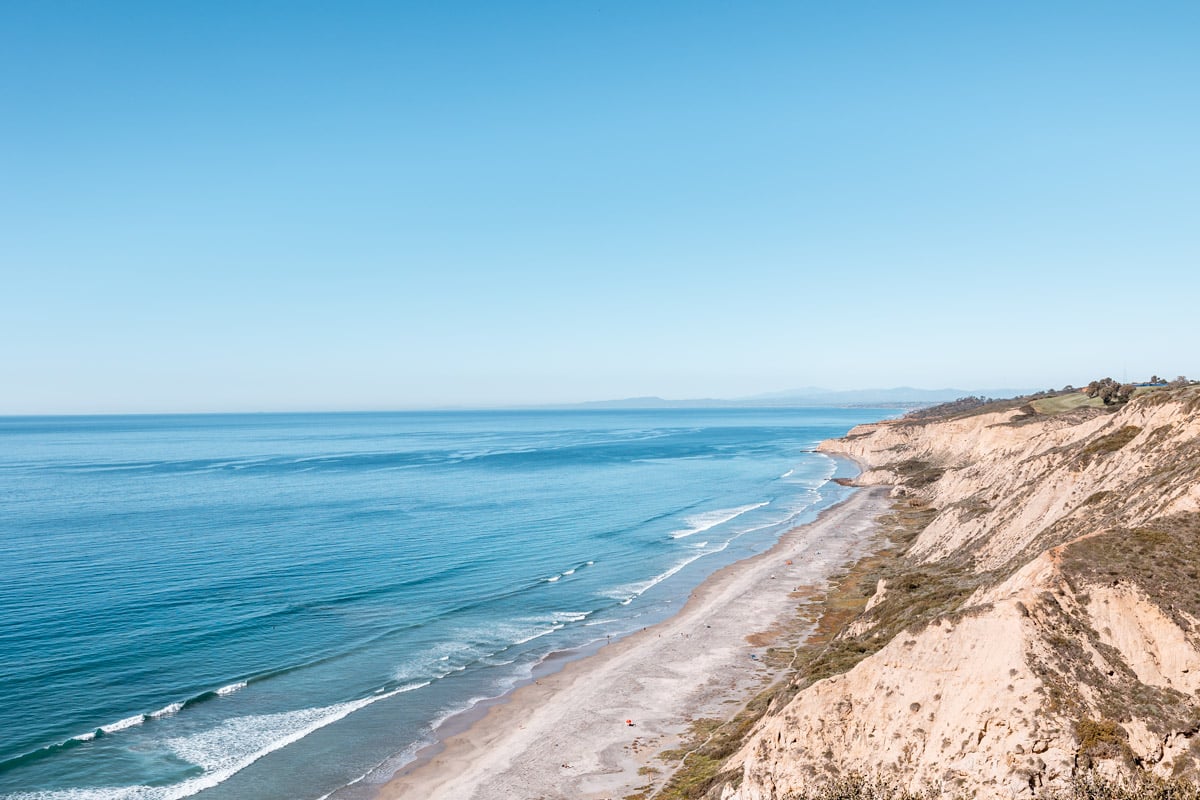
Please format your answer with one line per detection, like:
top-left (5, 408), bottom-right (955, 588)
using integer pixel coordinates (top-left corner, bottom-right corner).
top-left (0, 408), bottom-right (893, 800)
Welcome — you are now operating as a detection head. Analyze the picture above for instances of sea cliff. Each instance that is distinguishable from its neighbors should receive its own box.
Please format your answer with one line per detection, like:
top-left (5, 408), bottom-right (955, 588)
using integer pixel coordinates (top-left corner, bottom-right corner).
top-left (717, 386), bottom-right (1200, 798)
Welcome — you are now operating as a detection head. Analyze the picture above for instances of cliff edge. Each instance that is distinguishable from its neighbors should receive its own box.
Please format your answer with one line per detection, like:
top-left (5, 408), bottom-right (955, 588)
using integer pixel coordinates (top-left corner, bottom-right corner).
top-left (718, 386), bottom-right (1200, 798)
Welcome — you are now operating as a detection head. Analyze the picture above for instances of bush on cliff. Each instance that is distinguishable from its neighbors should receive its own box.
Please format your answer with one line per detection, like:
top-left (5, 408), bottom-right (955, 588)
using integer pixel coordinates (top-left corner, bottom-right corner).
top-left (1085, 378), bottom-right (1136, 405)
top-left (776, 771), bottom-right (1200, 800)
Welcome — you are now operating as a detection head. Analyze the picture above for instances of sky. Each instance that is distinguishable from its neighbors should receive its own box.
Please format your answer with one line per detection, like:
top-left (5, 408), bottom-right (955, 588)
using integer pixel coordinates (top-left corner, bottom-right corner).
top-left (2, 1), bottom-right (1198, 413)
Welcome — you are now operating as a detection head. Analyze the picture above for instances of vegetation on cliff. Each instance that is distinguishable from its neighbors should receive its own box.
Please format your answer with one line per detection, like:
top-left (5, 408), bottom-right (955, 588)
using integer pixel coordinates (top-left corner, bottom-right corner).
top-left (644, 382), bottom-right (1200, 800)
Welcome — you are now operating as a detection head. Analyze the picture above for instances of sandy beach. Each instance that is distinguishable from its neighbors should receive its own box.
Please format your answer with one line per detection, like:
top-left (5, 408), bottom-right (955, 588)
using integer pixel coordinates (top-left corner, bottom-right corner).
top-left (377, 483), bottom-right (890, 800)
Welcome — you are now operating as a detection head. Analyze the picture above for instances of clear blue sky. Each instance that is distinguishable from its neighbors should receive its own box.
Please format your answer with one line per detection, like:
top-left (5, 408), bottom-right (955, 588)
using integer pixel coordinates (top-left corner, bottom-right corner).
top-left (3, 1), bottom-right (1197, 413)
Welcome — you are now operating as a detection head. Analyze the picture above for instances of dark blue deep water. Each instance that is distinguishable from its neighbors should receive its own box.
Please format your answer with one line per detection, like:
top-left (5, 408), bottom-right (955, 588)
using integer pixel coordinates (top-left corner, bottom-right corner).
top-left (0, 408), bottom-right (893, 799)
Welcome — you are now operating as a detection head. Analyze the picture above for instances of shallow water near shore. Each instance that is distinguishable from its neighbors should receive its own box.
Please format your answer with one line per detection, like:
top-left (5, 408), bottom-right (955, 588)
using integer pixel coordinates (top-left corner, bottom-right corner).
top-left (0, 408), bottom-right (894, 800)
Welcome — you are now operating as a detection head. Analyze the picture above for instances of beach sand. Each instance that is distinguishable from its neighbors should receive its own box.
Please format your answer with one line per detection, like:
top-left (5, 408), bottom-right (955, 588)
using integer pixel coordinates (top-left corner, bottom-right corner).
top-left (377, 485), bottom-right (889, 800)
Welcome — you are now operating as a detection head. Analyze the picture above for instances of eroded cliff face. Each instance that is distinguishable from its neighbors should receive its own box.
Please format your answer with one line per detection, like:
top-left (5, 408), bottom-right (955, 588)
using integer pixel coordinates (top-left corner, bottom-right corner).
top-left (721, 388), bottom-right (1200, 799)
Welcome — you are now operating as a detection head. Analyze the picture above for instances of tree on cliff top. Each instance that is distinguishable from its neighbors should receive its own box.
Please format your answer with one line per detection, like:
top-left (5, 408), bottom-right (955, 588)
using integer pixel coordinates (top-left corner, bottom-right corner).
top-left (1085, 378), bottom-right (1135, 405)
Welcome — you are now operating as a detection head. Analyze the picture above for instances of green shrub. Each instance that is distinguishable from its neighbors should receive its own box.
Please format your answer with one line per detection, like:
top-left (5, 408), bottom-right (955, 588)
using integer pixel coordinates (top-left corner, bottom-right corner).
top-left (1075, 718), bottom-right (1133, 767)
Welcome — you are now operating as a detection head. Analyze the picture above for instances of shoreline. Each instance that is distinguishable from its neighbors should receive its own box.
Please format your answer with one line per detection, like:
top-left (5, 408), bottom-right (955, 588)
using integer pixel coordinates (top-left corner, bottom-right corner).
top-left (372, 477), bottom-right (890, 800)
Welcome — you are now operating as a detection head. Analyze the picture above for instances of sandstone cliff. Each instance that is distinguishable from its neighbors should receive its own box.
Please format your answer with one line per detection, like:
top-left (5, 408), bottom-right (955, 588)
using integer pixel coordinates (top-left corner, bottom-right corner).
top-left (720, 387), bottom-right (1200, 799)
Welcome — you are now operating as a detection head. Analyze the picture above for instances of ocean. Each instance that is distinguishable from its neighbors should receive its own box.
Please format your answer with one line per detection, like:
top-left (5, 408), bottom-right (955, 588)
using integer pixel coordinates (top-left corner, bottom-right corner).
top-left (0, 407), bottom-right (894, 800)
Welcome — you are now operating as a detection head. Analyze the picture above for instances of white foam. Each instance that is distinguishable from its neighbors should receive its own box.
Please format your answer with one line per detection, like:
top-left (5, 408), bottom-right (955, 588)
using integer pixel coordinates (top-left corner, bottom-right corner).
top-left (610, 550), bottom-right (711, 604)
top-left (545, 575), bottom-right (560, 582)
top-left (820, 455), bottom-right (837, 481)
top-left (480, 655), bottom-right (518, 667)
top-left (781, 469), bottom-right (794, 478)
top-left (469, 611), bottom-right (588, 653)
top-left (731, 521), bottom-right (777, 538)
top-left (215, 681), bottom-right (246, 696)
top-left (312, 759), bottom-right (373, 800)
top-left (424, 692), bottom-right (496, 735)
top-left (167, 691), bottom-right (394, 771)
top-left (149, 702), bottom-right (184, 719)
top-left (100, 714), bottom-right (146, 734)
top-left (399, 680), bottom-right (432, 692)
top-left (669, 502), bottom-right (768, 539)
top-left (639, 553), bottom-right (706, 592)
top-left (602, 503), bottom-right (808, 608)
top-left (562, 568), bottom-right (575, 575)
top-left (392, 641), bottom-right (483, 683)
top-left (7, 687), bottom-right (417, 800)
top-left (510, 624), bottom-right (563, 646)
top-left (200, 457), bottom-right (272, 472)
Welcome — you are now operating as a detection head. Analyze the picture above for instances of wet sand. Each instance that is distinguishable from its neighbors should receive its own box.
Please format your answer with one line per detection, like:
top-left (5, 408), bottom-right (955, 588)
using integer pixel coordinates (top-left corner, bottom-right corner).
top-left (375, 484), bottom-right (889, 800)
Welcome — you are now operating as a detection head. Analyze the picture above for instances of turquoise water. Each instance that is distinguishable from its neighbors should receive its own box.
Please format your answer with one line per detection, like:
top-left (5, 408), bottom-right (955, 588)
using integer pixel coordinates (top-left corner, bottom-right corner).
top-left (0, 408), bottom-right (892, 799)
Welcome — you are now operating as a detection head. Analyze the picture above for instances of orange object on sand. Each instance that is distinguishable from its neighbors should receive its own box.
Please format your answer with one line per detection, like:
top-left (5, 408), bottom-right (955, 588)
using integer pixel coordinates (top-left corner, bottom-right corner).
top-left (626, 719), bottom-right (633, 726)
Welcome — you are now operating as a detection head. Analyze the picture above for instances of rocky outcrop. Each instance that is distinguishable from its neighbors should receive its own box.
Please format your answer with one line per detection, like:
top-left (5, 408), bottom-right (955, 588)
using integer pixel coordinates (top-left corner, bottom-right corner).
top-left (720, 388), bottom-right (1200, 798)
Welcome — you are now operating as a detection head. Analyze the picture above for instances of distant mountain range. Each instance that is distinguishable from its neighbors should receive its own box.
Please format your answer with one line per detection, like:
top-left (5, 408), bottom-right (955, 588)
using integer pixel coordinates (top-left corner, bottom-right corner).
top-left (548, 387), bottom-right (1040, 410)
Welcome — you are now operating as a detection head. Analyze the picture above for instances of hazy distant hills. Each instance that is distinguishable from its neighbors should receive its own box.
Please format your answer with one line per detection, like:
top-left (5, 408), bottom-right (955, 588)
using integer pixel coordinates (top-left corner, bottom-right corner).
top-left (744, 386), bottom-right (1041, 406)
top-left (552, 387), bottom-right (1040, 410)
